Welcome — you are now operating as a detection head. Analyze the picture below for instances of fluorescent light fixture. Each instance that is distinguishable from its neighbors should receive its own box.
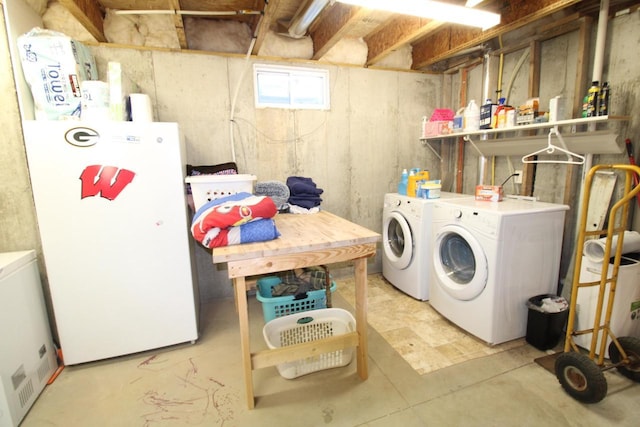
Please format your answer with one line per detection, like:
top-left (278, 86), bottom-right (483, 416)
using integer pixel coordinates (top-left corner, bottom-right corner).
top-left (337, 0), bottom-right (501, 30)
top-left (465, 0), bottom-right (483, 7)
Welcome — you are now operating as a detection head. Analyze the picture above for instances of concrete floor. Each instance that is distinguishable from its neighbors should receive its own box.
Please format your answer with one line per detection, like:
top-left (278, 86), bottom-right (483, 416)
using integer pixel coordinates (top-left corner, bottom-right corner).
top-left (20, 275), bottom-right (640, 427)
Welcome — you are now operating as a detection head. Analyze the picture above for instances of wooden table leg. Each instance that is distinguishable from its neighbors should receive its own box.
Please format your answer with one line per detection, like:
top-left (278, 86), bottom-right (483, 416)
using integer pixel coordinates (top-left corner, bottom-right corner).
top-left (234, 276), bottom-right (255, 409)
top-left (354, 257), bottom-right (369, 380)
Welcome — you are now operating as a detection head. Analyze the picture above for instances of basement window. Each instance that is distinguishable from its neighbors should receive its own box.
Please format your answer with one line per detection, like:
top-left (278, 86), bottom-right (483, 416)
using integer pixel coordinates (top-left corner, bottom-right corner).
top-left (253, 64), bottom-right (330, 110)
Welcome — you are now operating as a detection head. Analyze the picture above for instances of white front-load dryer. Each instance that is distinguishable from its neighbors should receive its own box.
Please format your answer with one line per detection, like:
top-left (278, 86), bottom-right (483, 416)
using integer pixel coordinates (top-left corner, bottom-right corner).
top-left (429, 198), bottom-right (569, 344)
top-left (382, 192), bottom-right (469, 300)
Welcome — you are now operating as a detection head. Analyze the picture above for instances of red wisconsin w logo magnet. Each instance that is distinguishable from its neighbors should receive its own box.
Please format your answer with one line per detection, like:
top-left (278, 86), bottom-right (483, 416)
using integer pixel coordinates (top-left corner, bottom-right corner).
top-left (79, 165), bottom-right (135, 200)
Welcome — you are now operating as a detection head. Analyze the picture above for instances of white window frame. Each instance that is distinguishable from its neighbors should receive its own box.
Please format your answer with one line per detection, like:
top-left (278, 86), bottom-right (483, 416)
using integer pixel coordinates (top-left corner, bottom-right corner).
top-left (253, 64), bottom-right (330, 110)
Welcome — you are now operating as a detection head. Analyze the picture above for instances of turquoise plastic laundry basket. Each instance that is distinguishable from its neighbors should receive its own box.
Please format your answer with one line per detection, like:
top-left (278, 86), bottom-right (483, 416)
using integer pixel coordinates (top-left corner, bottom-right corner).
top-left (256, 276), bottom-right (337, 322)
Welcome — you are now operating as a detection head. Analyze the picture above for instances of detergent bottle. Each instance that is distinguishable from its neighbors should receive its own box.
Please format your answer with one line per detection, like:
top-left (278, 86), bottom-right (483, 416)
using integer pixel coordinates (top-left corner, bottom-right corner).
top-left (464, 100), bottom-right (480, 131)
top-left (397, 169), bottom-right (408, 195)
top-left (407, 170), bottom-right (430, 197)
top-left (490, 98), bottom-right (505, 129)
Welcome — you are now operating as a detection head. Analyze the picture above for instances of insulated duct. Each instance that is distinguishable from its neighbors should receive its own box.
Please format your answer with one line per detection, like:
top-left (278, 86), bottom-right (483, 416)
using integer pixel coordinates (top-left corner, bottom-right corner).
top-left (285, 0), bottom-right (331, 38)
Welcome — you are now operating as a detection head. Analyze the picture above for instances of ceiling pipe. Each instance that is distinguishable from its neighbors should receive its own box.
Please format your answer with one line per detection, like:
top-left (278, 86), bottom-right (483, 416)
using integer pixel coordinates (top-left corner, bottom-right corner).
top-left (583, 0), bottom-right (610, 183)
top-left (284, 0), bottom-right (331, 39)
top-left (111, 9), bottom-right (262, 16)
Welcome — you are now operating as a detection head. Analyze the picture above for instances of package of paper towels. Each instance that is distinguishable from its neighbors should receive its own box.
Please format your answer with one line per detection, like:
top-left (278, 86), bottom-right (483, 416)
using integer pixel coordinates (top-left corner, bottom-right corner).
top-left (583, 231), bottom-right (640, 262)
top-left (17, 27), bottom-right (97, 120)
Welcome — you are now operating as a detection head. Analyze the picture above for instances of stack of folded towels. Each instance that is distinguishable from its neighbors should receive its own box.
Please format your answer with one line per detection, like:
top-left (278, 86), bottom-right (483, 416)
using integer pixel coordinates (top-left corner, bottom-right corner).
top-left (286, 176), bottom-right (323, 209)
top-left (191, 192), bottom-right (279, 249)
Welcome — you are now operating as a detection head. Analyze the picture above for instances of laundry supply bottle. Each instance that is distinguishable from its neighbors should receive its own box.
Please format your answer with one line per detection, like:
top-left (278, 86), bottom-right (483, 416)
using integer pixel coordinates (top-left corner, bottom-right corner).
top-left (453, 107), bottom-right (465, 132)
top-left (581, 95), bottom-right (589, 118)
top-left (491, 98), bottom-right (506, 129)
top-left (480, 98), bottom-right (495, 129)
top-left (598, 82), bottom-right (609, 116)
top-left (464, 99), bottom-right (480, 131)
top-left (586, 81), bottom-right (600, 117)
top-left (398, 169), bottom-right (409, 195)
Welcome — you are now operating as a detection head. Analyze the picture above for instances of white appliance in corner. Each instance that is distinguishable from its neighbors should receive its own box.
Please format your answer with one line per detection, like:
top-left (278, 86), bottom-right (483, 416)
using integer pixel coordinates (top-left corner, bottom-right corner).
top-left (0, 250), bottom-right (57, 427)
top-left (22, 121), bottom-right (199, 365)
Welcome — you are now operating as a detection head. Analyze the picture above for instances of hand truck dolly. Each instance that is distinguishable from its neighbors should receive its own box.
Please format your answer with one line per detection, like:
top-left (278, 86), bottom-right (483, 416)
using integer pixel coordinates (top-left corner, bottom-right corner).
top-left (555, 164), bottom-right (640, 403)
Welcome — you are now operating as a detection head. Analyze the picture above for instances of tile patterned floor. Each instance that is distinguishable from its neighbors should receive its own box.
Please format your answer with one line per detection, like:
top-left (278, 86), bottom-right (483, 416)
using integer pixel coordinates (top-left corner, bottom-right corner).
top-left (336, 273), bottom-right (526, 375)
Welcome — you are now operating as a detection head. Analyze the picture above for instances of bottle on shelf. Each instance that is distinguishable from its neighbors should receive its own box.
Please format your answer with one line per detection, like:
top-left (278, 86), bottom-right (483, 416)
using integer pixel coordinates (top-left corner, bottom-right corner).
top-left (599, 82), bottom-right (609, 116)
top-left (397, 169), bottom-right (408, 195)
top-left (480, 98), bottom-right (497, 129)
top-left (492, 97), bottom-right (507, 129)
top-left (464, 99), bottom-right (480, 131)
top-left (581, 95), bottom-right (589, 118)
top-left (586, 81), bottom-right (600, 117)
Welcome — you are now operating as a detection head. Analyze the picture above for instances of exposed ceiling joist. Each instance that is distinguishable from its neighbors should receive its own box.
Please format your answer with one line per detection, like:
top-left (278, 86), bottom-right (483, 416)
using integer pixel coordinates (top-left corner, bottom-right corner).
top-left (168, 0), bottom-right (187, 48)
top-left (58, 0), bottom-right (107, 42)
top-left (310, 2), bottom-right (369, 60)
top-left (365, 15), bottom-right (446, 65)
top-left (412, 0), bottom-right (582, 69)
top-left (45, 0), bottom-right (640, 72)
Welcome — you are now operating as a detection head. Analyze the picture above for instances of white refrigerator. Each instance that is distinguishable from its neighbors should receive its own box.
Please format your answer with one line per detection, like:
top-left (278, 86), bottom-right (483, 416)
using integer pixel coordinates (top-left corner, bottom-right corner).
top-left (22, 121), bottom-right (199, 365)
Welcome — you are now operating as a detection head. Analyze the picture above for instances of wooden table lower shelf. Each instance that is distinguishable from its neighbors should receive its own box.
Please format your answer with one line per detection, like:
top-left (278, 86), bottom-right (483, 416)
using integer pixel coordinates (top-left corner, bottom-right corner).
top-left (211, 211), bottom-right (380, 409)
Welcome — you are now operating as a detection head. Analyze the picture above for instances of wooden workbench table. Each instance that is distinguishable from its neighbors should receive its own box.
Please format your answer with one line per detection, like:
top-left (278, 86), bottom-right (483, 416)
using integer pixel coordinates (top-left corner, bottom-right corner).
top-left (212, 210), bottom-right (380, 408)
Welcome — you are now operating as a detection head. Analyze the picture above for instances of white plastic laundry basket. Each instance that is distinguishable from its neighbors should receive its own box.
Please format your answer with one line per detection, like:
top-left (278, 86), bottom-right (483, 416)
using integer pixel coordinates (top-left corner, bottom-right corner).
top-left (262, 308), bottom-right (355, 379)
top-left (185, 174), bottom-right (256, 211)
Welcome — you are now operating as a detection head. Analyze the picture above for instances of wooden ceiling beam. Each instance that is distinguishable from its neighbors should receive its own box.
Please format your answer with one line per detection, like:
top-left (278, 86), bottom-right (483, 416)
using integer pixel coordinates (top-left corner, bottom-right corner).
top-left (252, 0), bottom-right (278, 54)
top-left (412, 0), bottom-right (582, 69)
top-left (58, 0), bottom-right (107, 42)
top-left (365, 16), bottom-right (445, 66)
top-left (167, 0), bottom-right (187, 49)
top-left (310, 3), bottom-right (368, 60)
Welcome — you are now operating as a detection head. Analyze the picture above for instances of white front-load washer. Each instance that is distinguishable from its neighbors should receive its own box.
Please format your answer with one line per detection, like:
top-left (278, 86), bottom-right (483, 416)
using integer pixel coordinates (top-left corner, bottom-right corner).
top-left (382, 192), bottom-right (469, 300)
top-left (429, 198), bottom-right (569, 344)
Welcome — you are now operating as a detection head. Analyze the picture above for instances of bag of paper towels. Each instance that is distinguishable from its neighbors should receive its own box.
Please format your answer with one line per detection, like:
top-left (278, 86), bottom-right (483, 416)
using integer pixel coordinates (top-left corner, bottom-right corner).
top-left (583, 230), bottom-right (640, 263)
top-left (17, 28), bottom-right (97, 120)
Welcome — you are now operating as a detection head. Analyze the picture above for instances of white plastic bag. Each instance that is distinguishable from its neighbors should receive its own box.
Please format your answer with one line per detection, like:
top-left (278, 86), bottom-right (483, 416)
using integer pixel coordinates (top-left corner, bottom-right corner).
top-left (17, 28), bottom-right (98, 120)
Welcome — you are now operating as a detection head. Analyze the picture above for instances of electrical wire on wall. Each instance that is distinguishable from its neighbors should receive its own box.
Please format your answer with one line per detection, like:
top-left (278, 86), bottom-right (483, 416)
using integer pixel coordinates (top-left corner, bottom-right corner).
top-left (228, 34), bottom-right (258, 167)
top-left (230, 63), bottom-right (343, 159)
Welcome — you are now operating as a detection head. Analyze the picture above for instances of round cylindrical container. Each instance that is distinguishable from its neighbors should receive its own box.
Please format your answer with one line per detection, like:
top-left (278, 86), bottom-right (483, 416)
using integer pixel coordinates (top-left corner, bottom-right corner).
top-left (80, 81), bottom-right (109, 121)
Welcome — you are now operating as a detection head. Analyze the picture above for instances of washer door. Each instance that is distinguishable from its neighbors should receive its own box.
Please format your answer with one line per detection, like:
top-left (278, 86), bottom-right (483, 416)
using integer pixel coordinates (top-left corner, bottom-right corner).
top-left (433, 224), bottom-right (488, 300)
top-left (383, 211), bottom-right (413, 270)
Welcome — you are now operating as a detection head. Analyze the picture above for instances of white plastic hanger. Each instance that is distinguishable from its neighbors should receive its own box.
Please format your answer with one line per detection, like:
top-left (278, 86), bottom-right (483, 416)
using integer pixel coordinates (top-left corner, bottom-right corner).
top-left (521, 127), bottom-right (585, 165)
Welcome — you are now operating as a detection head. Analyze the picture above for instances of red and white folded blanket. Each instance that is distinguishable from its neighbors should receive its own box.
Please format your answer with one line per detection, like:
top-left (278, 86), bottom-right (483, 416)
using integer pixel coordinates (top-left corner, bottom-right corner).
top-left (191, 192), bottom-right (279, 249)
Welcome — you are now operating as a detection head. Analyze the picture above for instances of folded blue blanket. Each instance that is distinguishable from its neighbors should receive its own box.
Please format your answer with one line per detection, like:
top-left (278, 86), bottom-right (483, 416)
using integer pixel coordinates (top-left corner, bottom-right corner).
top-left (286, 176), bottom-right (323, 209)
top-left (286, 176), bottom-right (324, 196)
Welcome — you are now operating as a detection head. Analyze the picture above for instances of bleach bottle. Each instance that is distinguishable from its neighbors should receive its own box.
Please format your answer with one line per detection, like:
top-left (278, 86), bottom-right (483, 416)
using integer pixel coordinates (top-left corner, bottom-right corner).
top-left (464, 99), bottom-right (480, 131)
top-left (397, 169), bottom-right (408, 195)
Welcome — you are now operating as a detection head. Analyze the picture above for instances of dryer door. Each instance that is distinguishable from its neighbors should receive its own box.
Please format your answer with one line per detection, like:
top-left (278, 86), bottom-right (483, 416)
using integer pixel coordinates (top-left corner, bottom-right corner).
top-left (433, 224), bottom-right (488, 300)
top-left (383, 211), bottom-right (413, 270)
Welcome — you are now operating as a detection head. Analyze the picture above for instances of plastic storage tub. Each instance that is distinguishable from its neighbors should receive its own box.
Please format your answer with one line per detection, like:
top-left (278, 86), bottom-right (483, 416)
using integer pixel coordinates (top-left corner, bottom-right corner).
top-left (262, 308), bottom-right (355, 379)
top-left (185, 174), bottom-right (256, 211)
top-left (256, 276), bottom-right (337, 322)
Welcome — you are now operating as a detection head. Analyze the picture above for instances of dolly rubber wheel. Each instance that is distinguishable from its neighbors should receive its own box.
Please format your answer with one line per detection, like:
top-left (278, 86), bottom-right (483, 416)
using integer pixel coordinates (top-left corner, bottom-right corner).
top-left (555, 352), bottom-right (607, 403)
top-left (608, 336), bottom-right (640, 382)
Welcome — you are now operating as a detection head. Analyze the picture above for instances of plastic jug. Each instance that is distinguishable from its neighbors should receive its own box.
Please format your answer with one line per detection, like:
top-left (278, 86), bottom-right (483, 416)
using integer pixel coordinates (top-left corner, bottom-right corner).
top-left (464, 100), bottom-right (480, 132)
top-left (397, 169), bottom-right (408, 195)
top-left (407, 170), bottom-right (430, 197)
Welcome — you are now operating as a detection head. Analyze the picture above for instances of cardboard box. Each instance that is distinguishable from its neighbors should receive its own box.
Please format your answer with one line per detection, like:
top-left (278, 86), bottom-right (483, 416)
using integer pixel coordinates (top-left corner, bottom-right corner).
top-left (423, 120), bottom-right (453, 137)
top-left (516, 97), bottom-right (540, 125)
top-left (17, 28), bottom-right (97, 120)
top-left (475, 185), bottom-right (504, 202)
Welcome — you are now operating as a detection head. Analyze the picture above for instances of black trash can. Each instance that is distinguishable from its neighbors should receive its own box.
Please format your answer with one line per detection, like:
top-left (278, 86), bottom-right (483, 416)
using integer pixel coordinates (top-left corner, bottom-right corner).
top-left (525, 294), bottom-right (569, 350)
